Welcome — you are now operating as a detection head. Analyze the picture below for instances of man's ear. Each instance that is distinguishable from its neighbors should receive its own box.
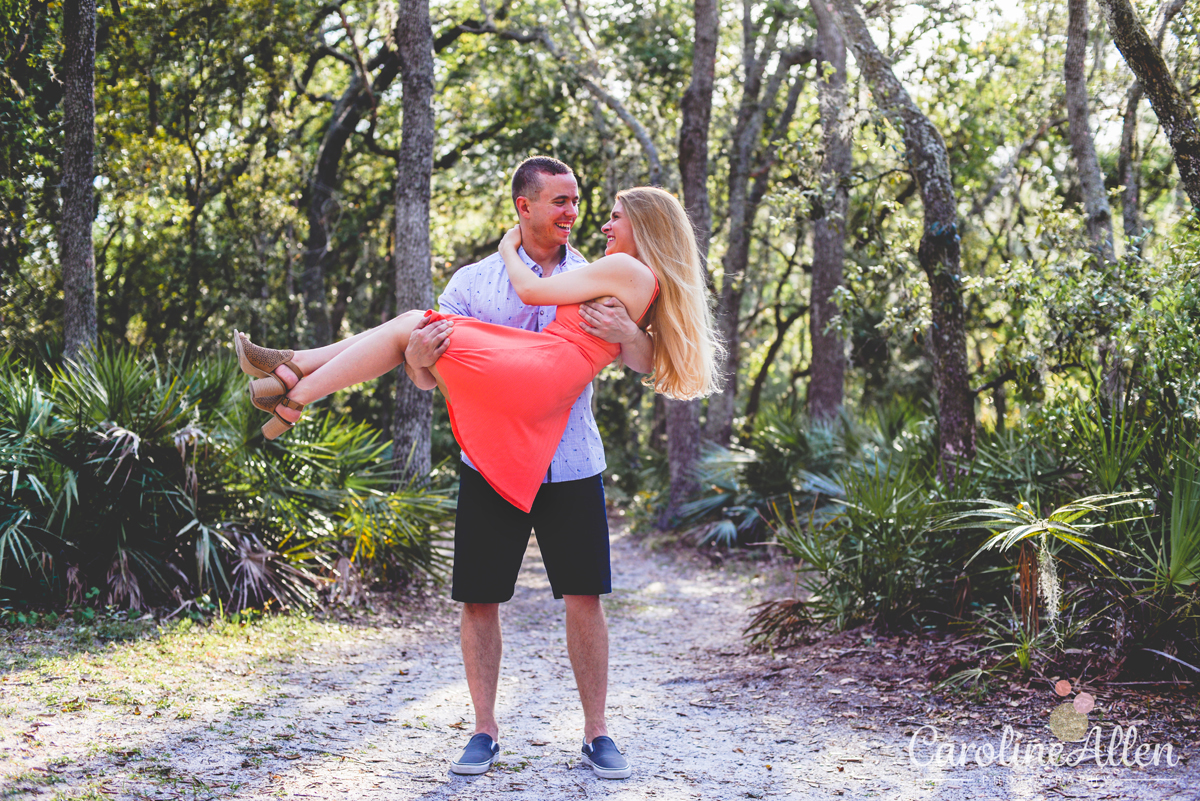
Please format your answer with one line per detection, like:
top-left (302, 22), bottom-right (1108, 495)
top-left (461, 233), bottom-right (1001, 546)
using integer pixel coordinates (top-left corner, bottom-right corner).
top-left (514, 196), bottom-right (532, 219)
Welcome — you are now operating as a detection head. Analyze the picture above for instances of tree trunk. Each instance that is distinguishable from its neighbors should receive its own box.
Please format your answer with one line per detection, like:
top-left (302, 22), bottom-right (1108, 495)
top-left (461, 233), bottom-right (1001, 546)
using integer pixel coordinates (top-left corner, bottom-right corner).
top-left (60, 0), bottom-right (97, 360)
top-left (1098, 0), bottom-right (1200, 210)
top-left (1066, 0), bottom-right (1116, 264)
top-left (808, 0), bottom-right (850, 421)
top-left (745, 303), bottom-right (805, 425)
top-left (302, 51), bottom-right (401, 349)
top-left (704, 2), bottom-right (812, 444)
top-left (678, 0), bottom-right (718, 260)
top-left (1115, 0), bottom-right (1187, 251)
top-left (830, 0), bottom-right (976, 475)
top-left (661, 0), bottom-right (720, 528)
top-left (1118, 83), bottom-right (1145, 248)
top-left (392, 0), bottom-right (435, 484)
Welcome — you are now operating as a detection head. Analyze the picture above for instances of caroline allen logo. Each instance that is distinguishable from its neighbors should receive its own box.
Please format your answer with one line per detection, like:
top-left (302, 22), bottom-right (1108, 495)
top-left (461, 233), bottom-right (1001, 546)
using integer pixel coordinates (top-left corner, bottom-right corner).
top-left (908, 680), bottom-right (1181, 768)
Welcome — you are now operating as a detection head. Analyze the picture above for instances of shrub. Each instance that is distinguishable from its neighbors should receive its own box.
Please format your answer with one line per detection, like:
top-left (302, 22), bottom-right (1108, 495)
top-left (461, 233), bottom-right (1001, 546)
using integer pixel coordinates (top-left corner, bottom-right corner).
top-left (0, 347), bottom-right (453, 613)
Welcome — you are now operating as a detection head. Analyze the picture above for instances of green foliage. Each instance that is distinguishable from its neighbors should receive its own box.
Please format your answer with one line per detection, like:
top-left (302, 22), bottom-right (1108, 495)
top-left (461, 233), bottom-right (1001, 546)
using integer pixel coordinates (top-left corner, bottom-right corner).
top-left (766, 454), bottom-right (968, 633)
top-left (0, 347), bottom-right (452, 612)
top-left (948, 494), bottom-right (1145, 574)
top-left (1141, 453), bottom-right (1200, 592)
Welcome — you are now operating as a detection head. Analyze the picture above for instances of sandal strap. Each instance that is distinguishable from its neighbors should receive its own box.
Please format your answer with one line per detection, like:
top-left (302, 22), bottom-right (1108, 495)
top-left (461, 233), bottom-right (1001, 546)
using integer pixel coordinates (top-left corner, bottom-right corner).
top-left (248, 375), bottom-right (294, 414)
top-left (277, 397), bottom-right (306, 412)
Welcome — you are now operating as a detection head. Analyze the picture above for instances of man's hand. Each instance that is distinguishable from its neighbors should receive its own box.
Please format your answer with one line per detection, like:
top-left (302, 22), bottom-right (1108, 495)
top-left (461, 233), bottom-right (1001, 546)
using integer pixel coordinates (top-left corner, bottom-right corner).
top-left (403, 314), bottom-right (452, 390)
top-left (580, 297), bottom-right (638, 344)
top-left (580, 297), bottom-right (654, 373)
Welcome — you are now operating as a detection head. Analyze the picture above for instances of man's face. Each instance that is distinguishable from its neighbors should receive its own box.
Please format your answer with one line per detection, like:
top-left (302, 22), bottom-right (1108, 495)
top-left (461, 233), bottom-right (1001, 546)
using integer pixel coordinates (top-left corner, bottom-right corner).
top-left (516, 173), bottom-right (580, 251)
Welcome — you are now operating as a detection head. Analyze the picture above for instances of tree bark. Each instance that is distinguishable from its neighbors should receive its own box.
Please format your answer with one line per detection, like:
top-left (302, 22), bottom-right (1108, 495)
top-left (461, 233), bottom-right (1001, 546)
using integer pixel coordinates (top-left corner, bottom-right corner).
top-left (1118, 83), bottom-right (1145, 247)
top-left (1066, 0), bottom-right (1116, 264)
top-left (1098, 0), bottom-right (1200, 211)
top-left (808, 0), bottom-right (850, 421)
top-left (829, 0), bottom-right (976, 475)
top-left (678, 0), bottom-right (718, 260)
top-left (392, 0), bottom-right (435, 483)
top-left (1115, 0), bottom-right (1187, 250)
top-left (705, 1), bottom-right (813, 444)
top-left (60, 0), bottom-right (97, 360)
top-left (302, 50), bottom-right (401, 349)
top-left (661, 0), bottom-right (720, 528)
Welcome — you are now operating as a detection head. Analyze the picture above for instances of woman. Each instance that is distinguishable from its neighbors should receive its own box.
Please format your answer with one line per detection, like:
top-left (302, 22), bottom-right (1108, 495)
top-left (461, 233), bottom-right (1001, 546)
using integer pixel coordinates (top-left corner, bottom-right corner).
top-left (235, 187), bottom-right (722, 512)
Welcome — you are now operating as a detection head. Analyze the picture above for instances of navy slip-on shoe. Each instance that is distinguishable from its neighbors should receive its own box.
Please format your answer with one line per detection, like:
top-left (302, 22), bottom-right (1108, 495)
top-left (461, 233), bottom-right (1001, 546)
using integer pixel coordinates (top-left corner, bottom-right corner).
top-left (581, 735), bottom-right (631, 779)
top-left (450, 732), bottom-right (499, 775)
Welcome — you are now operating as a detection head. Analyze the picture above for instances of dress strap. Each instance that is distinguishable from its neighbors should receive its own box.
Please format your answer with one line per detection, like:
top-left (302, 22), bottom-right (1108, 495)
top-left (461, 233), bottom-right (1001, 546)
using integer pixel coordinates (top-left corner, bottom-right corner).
top-left (634, 271), bottom-right (660, 327)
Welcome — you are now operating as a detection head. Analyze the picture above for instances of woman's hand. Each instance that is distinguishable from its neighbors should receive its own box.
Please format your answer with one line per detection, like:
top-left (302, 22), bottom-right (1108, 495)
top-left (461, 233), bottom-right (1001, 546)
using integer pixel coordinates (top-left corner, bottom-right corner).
top-left (500, 225), bottom-right (523, 254)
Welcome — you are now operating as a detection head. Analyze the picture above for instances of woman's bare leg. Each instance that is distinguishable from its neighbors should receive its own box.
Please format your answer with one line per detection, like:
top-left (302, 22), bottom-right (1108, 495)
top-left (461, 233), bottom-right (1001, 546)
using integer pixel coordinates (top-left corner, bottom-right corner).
top-left (271, 309), bottom-right (428, 422)
top-left (284, 319), bottom-right (396, 377)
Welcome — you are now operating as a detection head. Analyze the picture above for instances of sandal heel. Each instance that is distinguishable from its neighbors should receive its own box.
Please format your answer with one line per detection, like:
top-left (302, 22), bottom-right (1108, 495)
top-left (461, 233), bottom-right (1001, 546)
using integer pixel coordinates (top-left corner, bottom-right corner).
top-left (261, 413), bottom-right (295, 440)
top-left (259, 396), bottom-right (305, 440)
top-left (248, 375), bottom-right (289, 413)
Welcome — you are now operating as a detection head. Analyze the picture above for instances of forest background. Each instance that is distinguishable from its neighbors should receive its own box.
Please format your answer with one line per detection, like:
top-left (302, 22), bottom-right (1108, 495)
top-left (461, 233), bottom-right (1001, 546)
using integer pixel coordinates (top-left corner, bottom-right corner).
top-left (3, 0), bottom-right (1200, 686)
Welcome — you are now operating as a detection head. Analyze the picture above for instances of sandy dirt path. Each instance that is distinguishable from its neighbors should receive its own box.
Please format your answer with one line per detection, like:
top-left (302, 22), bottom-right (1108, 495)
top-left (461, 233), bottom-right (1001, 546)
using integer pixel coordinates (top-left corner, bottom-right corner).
top-left (1, 518), bottom-right (1195, 799)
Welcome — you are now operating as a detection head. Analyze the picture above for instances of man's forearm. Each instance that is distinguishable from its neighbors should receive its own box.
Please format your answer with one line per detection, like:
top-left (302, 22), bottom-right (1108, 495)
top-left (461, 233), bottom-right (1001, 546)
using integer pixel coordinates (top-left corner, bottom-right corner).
top-left (619, 328), bottom-right (654, 374)
top-left (404, 361), bottom-right (439, 391)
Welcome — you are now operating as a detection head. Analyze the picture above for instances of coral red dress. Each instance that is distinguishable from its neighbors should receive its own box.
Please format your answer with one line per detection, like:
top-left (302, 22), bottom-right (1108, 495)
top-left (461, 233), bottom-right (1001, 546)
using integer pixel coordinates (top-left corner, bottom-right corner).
top-left (426, 277), bottom-right (658, 513)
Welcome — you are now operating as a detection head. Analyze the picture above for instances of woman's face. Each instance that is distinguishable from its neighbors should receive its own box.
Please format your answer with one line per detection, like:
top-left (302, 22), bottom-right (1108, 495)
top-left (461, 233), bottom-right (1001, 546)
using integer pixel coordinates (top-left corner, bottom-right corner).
top-left (601, 199), bottom-right (638, 258)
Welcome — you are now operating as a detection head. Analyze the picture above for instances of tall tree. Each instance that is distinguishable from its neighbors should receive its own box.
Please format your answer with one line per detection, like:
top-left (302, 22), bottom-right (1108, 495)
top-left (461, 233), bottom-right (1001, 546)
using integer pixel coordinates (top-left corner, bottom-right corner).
top-left (829, 0), bottom-right (975, 474)
top-left (301, 46), bottom-right (400, 348)
top-left (705, 1), bottom-right (813, 443)
top-left (1098, 0), bottom-right (1200, 210)
top-left (1114, 0), bottom-right (1190, 246)
top-left (60, 0), bottom-right (97, 359)
top-left (1065, 0), bottom-right (1115, 264)
top-left (662, 0), bottom-right (719, 528)
top-left (392, 0), bottom-right (435, 481)
top-left (808, 0), bottom-right (850, 421)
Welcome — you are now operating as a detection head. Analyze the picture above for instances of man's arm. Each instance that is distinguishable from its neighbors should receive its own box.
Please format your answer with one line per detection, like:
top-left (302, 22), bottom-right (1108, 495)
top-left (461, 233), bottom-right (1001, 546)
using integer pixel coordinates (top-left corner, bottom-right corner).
top-left (579, 297), bottom-right (655, 374)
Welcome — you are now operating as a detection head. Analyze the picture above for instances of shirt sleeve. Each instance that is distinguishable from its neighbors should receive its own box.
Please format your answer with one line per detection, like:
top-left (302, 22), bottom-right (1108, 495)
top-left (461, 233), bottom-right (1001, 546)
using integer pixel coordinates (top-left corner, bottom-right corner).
top-left (438, 267), bottom-right (471, 316)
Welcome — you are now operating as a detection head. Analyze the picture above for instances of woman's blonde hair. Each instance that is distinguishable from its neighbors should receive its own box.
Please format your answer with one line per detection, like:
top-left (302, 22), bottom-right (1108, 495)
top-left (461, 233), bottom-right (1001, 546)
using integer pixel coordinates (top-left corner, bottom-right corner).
top-left (617, 186), bottom-right (724, 399)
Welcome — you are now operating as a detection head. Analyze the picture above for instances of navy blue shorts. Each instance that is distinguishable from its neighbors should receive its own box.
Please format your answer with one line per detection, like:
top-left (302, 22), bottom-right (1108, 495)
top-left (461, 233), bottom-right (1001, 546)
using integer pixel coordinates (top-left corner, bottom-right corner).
top-left (451, 465), bottom-right (611, 603)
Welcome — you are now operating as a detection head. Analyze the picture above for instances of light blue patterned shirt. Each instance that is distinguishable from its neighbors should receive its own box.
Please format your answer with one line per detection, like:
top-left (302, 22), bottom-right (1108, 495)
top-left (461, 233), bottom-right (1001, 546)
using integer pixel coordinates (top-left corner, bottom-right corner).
top-left (438, 245), bottom-right (607, 483)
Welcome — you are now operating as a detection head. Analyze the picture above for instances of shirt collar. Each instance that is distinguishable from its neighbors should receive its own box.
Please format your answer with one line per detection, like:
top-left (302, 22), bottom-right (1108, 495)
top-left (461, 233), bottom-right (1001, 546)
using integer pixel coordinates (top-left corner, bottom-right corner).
top-left (516, 245), bottom-right (571, 276)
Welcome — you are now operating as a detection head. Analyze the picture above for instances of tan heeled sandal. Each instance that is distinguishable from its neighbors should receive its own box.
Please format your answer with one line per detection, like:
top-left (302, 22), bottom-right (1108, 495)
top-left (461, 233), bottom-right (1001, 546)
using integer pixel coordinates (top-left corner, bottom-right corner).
top-left (248, 375), bottom-right (291, 414)
top-left (261, 397), bottom-right (305, 440)
top-left (247, 376), bottom-right (305, 439)
top-left (233, 329), bottom-right (305, 382)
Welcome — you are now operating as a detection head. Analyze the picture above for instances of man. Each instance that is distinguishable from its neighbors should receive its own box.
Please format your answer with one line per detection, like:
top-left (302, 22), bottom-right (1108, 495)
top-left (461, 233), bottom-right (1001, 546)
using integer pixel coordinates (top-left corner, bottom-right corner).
top-left (402, 157), bottom-right (652, 779)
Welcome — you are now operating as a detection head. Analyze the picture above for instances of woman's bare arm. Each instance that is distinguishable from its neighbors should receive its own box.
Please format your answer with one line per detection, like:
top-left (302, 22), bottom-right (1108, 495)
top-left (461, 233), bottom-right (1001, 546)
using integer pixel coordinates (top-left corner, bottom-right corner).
top-left (499, 227), bottom-right (655, 319)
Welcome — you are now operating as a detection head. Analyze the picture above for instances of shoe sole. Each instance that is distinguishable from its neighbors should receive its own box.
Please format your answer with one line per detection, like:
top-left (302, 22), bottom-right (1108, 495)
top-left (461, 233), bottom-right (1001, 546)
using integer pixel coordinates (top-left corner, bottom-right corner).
top-left (449, 758), bottom-right (495, 775)
top-left (582, 753), bottom-right (631, 779)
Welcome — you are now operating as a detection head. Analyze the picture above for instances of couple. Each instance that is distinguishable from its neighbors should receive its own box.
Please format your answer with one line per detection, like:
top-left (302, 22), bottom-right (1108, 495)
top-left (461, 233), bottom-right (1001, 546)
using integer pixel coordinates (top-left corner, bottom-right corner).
top-left (233, 157), bottom-right (721, 779)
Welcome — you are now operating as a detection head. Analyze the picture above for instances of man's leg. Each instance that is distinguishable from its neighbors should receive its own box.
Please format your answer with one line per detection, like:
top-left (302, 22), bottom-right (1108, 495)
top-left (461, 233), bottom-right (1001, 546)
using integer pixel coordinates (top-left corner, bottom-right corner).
top-left (449, 465), bottom-right (533, 776)
top-left (564, 594), bottom-right (609, 742)
top-left (461, 602), bottom-right (502, 740)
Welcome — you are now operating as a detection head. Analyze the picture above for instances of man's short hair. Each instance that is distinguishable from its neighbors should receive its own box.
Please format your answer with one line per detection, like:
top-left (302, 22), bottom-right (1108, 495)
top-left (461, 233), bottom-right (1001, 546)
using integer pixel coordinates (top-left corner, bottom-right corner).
top-left (511, 156), bottom-right (574, 208)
